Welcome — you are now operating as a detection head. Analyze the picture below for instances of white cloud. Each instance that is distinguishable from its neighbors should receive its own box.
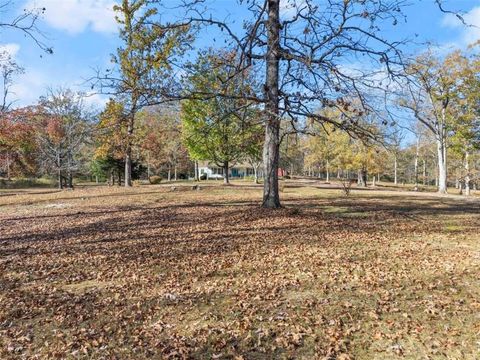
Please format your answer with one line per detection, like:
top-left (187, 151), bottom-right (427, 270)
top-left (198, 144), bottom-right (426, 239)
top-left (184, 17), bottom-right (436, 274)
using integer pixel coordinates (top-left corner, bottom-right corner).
top-left (280, 0), bottom-right (307, 18)
top-left (25, 0), bottom-right (118, 35)
top-left (429, 42), bottom-right (459, 56)
top-left (442, 6), bottom-right (480, 45)
top-left (10, 69), bottom-right (48, 105)
top-left (10, 69), bottom-right (108, 109)
top-left (83, 91), bottom-right (108, 109)
top-left (0, 43), bottom-right (21, 58)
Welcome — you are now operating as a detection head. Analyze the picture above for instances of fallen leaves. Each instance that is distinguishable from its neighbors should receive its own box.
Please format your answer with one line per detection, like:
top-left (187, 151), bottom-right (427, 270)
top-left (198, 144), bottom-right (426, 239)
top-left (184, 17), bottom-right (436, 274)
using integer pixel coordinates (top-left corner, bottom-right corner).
top-left (0, 185), bottom-right (479, 358)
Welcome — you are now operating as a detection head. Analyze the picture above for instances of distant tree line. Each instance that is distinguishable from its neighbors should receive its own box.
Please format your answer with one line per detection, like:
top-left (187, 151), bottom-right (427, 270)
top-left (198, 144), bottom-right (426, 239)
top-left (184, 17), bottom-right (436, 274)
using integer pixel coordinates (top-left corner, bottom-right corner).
top-left (2, 0), bottom-right (478, 200)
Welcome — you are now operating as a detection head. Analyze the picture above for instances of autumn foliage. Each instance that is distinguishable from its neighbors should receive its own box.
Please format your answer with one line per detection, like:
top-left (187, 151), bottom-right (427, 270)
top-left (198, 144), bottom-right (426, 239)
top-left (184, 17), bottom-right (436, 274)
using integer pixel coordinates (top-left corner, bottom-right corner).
top-left (0, 107), bottom-right (38, 178)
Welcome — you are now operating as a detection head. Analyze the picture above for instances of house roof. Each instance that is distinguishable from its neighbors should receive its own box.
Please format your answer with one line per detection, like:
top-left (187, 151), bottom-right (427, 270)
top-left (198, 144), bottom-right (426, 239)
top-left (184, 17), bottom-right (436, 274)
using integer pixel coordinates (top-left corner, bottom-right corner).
top-left (197, 160), bottom-right (253, 169)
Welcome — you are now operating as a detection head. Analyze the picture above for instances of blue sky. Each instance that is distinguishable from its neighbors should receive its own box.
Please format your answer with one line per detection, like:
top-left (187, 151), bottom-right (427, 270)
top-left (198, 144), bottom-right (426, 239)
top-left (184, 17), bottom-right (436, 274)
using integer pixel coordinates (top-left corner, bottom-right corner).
top-left (1, 0), bottom-right (480, 110)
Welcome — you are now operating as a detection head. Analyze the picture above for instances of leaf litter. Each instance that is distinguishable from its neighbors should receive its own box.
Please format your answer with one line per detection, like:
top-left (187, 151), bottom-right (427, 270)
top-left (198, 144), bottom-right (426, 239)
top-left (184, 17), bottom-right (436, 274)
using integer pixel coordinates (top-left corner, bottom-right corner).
top-left (0, 185), bottom-right (479, 359)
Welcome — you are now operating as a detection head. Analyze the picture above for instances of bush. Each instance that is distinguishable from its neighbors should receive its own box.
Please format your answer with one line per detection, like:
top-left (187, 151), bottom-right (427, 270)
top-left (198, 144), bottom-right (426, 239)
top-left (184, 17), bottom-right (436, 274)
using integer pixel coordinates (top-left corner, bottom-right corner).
top-left (244, 175), bottom-right (261, 182)
top-left (0, 178), bottom-right (54, 189)
top-left (149, 176), bottom-right (162, 184)
top-left (341, 178), bottom-right (354, 197)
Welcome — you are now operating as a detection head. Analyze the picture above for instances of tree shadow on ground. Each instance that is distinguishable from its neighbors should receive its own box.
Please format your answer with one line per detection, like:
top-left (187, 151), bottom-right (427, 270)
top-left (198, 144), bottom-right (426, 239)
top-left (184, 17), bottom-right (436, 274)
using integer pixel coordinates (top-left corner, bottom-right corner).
top-left (2, 189), bottom-right (479, 359)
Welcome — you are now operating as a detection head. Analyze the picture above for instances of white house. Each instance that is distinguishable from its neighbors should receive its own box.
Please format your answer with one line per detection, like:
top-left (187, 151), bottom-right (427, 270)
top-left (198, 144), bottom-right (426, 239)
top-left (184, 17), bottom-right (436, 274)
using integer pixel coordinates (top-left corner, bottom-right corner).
top-left (197, 161), bottom-right (261, 179)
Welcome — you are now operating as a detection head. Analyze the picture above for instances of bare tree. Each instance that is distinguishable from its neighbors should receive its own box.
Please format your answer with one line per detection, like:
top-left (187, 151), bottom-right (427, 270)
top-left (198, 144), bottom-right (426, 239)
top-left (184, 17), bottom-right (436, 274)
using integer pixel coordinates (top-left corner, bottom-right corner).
top-left (154, 0), bottom-right (440, 207)
top-left (0, 50), bottom-right (24, 113)
top-left (36, 89), bottom-right (93, 189)
top-left (0, 1), bottom-right (52, 53)
top-left (398, 52), bottom-right (459, 194)
top-left (386, 127), bottom-right (406, 186)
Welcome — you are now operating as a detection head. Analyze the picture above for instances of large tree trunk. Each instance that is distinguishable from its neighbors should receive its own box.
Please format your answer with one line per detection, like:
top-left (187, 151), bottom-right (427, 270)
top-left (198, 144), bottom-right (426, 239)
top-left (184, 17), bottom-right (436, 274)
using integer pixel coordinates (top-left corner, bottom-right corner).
top-left (464, 151), bottom-right (471, 196)
top-left (224, 161), bottom-right (230, 184)
top-left (254, 165), bottom-right (259, 184)
top-left (262, 0), bottom-right (281, 208)
top-left (436, 107), bottom-right (448, 194)
top-left (168, 167), bottom-right (171, 181)
top-left (174, 165), bottom-right (177, 181)
top-left (436, 137), bottom-right (447, 194)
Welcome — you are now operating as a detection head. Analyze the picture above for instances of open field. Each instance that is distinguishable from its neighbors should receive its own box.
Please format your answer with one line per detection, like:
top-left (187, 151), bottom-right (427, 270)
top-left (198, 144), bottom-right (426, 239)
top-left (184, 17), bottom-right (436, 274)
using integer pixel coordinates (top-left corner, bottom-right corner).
top-left (1, 182), bottom-right (479, 359)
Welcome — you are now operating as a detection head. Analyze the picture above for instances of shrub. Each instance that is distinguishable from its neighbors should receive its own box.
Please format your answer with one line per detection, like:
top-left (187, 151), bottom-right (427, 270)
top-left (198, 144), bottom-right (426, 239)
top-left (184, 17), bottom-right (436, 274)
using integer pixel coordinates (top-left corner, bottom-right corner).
top-left (244, 175), bottom-right (259, 182)
top-left (0, 178), bottom-right (54, 189)
top-left (149, 176), bottom-right (162, 184)
top-left (341, 178), bottom-right (354, 197)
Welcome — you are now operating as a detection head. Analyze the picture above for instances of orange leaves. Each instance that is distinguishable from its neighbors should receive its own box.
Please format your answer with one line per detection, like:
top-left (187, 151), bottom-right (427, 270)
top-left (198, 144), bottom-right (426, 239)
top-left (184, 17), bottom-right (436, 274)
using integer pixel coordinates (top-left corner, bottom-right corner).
top-left (46, 117), bottom-right (66, 144)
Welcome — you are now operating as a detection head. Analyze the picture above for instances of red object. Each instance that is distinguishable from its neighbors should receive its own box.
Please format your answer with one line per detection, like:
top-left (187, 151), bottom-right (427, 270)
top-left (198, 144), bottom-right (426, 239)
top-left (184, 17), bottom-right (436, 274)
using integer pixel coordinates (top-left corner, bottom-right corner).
top-left (278, 168), bottom-right (287, 177)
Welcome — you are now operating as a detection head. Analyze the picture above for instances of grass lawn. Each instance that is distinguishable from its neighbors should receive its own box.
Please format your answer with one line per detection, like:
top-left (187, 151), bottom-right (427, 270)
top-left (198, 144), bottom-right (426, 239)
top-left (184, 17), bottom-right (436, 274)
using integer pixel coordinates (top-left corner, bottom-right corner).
top-left (1, 182), bottom-right (479, 359)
